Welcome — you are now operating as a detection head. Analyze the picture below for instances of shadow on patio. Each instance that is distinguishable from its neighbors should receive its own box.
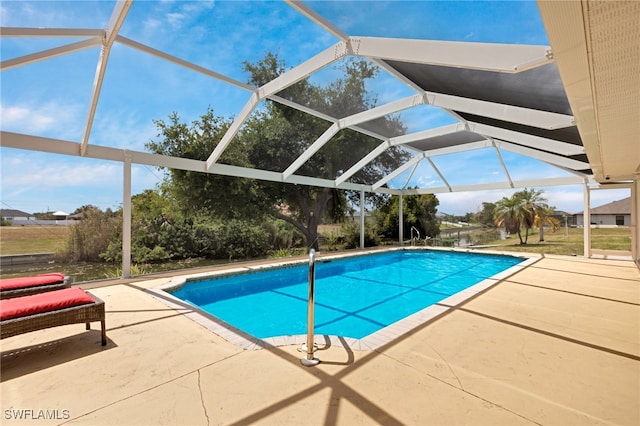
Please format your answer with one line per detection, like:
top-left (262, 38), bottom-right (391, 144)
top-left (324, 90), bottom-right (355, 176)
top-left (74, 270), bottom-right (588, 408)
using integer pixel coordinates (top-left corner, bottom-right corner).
top-left (1, 255), bottom-right (638, 425)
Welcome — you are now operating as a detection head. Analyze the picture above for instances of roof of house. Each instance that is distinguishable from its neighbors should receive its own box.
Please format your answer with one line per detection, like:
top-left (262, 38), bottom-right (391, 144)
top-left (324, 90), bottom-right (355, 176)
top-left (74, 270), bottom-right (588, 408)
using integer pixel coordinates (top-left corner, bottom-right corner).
top-left (0, 209), bottom-right (32, 217)
top-left (576, 197), bottom-right (631, 215)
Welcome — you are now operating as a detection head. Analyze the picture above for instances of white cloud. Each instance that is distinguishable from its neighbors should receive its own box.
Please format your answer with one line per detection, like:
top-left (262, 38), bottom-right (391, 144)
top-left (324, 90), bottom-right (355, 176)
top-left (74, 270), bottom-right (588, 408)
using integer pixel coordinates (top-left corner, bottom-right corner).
top-left (2, 105), bottom-right (55, 132)
top-left (1, 151), bottom-right (164, 213)
top-left (0, 101), bottom-right (84, 138)
top-left (143, 17), bottom-right (162, 32)
top-left (91, 109), bottom-right (157, 151)
top-left (3, 159), bottom-right (118, 189)
top-left (166, 12), bottom-right (185, 29)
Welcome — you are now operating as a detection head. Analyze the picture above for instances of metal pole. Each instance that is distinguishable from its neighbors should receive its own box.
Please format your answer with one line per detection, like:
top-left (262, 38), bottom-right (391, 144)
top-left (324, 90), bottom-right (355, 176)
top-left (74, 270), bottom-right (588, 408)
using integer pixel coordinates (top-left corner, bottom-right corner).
top-left (122, 150), bottom-right (132, 278)
top-left (399, 194), bottom-right (404, 246)
top-left (583, 183), bottom-right (591, 258)
top-left (301, 249), bottom-right (320, 366)
top-left (632, 179), bottom-right (639, 264)
top-left (360, 190), bottom-right (365, 249)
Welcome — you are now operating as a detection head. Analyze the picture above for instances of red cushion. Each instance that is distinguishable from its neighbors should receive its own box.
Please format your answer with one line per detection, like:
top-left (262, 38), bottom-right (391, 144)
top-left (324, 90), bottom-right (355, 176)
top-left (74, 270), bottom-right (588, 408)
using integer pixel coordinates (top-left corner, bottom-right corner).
top-left (0, 273), bottom-right (65, 291)
top-left (0, 288), bottom-right (95, 321)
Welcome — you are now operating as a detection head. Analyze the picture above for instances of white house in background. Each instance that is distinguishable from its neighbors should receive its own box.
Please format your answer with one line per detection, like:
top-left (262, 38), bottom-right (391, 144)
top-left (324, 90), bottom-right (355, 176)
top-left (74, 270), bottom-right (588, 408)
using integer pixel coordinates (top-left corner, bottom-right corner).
top-left (575, 197), bottom-right (631, 227)
top-left (52, 211), bottom-right (69, 220)
top-left (0, 209), bottom-right (35, 222)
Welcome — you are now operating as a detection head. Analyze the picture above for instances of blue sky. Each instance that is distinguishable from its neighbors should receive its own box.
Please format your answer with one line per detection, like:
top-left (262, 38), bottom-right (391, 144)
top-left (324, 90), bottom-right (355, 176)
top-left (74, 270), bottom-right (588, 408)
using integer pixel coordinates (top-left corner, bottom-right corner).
top-left (0, 0), bottom-right (629, 216)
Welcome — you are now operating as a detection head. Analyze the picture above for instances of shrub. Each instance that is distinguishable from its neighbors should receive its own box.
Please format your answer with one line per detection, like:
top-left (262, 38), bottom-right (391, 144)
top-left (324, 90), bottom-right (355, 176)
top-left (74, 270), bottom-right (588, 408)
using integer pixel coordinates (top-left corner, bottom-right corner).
top-left (468, 228), bottom-right (501, 246)
top-left (212, 220), bottom-right (270, 260)
top-left (61, 209), bottom-right (121, 262)
top-left (342, 221), bottom-right (379, 249)
top-left (324, 231), bottom-right (344, 251)
top-left (262, 219), bottom-right (304, 250)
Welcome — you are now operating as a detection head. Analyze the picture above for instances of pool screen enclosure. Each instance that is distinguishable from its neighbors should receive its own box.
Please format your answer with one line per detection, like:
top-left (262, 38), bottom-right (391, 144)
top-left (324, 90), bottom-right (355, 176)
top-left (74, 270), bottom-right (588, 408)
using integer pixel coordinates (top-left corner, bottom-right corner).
top-left (1, 1), bottom-right (639, 274)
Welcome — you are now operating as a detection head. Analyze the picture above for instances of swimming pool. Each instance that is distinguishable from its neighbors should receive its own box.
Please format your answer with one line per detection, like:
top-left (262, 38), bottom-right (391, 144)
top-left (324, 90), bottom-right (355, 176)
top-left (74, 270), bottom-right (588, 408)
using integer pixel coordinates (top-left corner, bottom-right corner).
top-left (162, 249), bottom-right (528, 346)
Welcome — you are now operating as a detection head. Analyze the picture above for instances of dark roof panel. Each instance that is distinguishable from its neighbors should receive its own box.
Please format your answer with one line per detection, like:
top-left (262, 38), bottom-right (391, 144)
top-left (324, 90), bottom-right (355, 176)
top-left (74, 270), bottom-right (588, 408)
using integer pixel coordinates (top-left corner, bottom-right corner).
top-left (385, 61), bottom-right (572, 115)
top-left (405, 130), bottom-right (485, 152)
top-left (458, 113), bottom-right (584, 146)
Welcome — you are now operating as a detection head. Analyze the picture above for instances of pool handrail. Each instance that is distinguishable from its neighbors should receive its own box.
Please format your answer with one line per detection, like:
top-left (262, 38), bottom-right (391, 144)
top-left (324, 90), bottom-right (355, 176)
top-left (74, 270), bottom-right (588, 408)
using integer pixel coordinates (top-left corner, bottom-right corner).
top-left (410, 226), bottom-right (421, 246)
top-left (301, 249), bottom-right (320, 366)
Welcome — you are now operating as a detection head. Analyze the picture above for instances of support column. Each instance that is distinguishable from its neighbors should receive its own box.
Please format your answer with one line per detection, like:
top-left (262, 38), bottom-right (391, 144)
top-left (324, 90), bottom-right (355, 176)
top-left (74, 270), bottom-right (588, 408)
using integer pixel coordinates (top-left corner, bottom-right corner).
top-left (122, 151), bottom-right (132, 278)
top-left (632, 179), bottom-right (640, 266)
top-left (360, 190), bottom-right (365, 249)
top-left (583, 183), bottom-right (591, 259)
top-left (399, 193), bottom-right (404, 246)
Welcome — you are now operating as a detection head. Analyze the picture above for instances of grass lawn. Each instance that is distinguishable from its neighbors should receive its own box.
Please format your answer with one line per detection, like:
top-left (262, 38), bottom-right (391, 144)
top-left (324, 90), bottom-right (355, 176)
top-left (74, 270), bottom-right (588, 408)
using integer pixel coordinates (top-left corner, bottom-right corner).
top-left (472, 226), bottom-right (631, 256)
top-left (0, 224), bottom-right (633, 281)
top-left (0, 226), bottom-right (69, 255)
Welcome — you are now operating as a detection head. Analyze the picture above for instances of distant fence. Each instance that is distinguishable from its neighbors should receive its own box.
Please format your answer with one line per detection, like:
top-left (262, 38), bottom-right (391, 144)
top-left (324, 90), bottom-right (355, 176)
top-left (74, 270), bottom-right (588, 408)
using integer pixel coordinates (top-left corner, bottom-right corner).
top-left (0, 253), bottom-right (56, 266)
top-left (5, 219), bottom-right (75, 226)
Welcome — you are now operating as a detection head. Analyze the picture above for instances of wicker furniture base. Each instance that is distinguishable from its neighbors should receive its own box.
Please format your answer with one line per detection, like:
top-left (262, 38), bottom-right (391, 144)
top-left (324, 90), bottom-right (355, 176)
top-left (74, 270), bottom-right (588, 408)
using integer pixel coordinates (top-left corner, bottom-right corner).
top-left (1, 293), bottom-right (106, 346)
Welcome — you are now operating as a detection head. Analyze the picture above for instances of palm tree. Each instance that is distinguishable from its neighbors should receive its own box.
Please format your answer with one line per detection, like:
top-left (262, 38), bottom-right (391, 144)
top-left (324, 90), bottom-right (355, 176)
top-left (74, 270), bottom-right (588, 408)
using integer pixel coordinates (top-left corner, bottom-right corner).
top-left (534, 205), bottom-right (560, 242)
top-left (515, 188), bottom-right (549, 244)
top-left (493, 188), bottom-right (552, 244)
top-left (493, 195), bottom-right (526, 244)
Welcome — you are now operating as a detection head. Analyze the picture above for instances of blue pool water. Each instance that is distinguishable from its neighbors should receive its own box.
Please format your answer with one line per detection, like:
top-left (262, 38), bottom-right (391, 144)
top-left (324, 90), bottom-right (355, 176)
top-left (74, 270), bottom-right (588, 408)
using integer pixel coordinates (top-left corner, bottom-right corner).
top-left (170, 250), bottom-right (523, 339)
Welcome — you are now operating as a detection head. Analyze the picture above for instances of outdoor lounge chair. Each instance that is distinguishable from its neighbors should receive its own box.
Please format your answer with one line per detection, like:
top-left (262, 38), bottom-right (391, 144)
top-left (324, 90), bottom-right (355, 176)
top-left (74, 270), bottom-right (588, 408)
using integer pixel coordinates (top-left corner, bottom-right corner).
top-left (0, 272), bottom-right (70, 299)
top-left (0, 287), bottom-right (106, 346)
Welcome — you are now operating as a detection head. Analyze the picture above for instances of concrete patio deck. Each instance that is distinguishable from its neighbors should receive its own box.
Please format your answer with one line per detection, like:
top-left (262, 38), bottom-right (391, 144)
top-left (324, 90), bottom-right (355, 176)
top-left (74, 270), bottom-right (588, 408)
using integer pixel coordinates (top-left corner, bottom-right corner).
top-left (1, 254), bottom-right (639, 425)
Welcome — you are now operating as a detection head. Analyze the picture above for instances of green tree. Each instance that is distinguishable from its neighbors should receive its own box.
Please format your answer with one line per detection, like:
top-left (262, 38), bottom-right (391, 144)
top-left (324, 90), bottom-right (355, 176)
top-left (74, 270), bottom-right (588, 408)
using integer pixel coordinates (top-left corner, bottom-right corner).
top-left (148, 53), bottom-right (411, 250)
top-left (476, 202), bottom-right (497, 227)
top-left (147, 109), bottom-right (268, 220)
top-left (374, 194), bottom-right (439, 240)
top-left (493, 188), bottom-right (553, 244)
top-left (493, 195), bottom-right (526, 243)
top-left (534, 205), bottom-right (560, 242)
top-left (242, 54), bottom-right (410, 249)
top-left (71, 205), bottom-right (101, 216)
top-left (517, 188), bottom-right (550, 244)
top-left (62, 207), bottom-right (120, 262)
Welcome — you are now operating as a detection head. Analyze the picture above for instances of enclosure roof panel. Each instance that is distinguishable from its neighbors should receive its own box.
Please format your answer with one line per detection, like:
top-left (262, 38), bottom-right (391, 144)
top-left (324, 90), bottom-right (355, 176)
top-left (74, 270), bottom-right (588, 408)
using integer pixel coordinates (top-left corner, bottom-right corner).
top-left (1, 0), bottom-right (638, 194)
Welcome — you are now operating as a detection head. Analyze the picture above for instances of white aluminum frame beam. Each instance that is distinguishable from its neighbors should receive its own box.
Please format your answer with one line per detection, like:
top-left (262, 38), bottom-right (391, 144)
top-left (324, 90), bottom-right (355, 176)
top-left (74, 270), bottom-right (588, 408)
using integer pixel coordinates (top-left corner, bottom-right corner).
top-left (372, 136), bottom-right (589, 193)
top-left (283, 94), bottom-right (423, 179)
top-left (423, 140), bottom-right (492, 157)
top-left (388, 123), bottom-right (466, 147)
top-left (206, 40), bottom-right (351, 169)
top-left (1, 38), bottom-right (101, 71)
top-left (492, 140), bottom-right (514, 188)
top-left (335, 140), bottom-right (391, 186)
top-left (285, 0), bottom-right (349, 42)
top-left (1, 131), bottom-right (401, 196)
top-left (372, 141), bottom-right (492, 190)
top-left (469, 122), bottom-right (584, 156)
top-left (205, 93), bottom-right (260, 169)
top-left (495, 140), bottom-right (590, 171)
top-left (355, 37), bottom-right (553, 73)
top-left (401, 161), bottom-right (420, 190)
top-left (425, 157), bottom-right (452, 192)
top-left (372, 153), bottom-right (425, 190)
top-left (116, 36), bottom-right (255, 92)
top-left (0, 27), bottom-right (104, 38)
top-left (80, 0), bottom-right (132, 156)
top-left (424, 92), bottom-right (574, 130)
top-left (403, 176), bottom-right (587, 195)
top-left (270, 94), bottom-right (395, 143)
top-left (122, 151), bottom-right (132, 278)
